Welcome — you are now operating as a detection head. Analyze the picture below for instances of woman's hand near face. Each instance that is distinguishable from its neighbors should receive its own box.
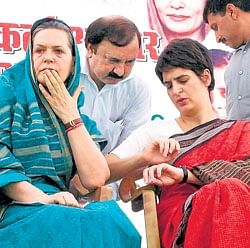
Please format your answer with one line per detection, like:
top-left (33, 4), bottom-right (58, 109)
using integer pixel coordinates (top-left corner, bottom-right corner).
top-left (39, 69), bottom-right (81, 124)
top-left (142, 138), bottom-right (180, 165)
top-left (39, 69), bottom-right (109, 189)
top-left (143, 163), bottom-right (183, 187)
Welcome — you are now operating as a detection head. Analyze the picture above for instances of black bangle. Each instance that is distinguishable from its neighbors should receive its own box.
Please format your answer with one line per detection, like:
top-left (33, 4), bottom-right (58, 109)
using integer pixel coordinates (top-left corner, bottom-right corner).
top-left (179, 166), bottom-right (188, 184)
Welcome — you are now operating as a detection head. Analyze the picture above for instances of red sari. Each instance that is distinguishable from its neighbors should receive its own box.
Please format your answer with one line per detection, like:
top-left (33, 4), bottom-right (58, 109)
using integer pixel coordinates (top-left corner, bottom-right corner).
top-left (157, 119), bottom-right (250, 248)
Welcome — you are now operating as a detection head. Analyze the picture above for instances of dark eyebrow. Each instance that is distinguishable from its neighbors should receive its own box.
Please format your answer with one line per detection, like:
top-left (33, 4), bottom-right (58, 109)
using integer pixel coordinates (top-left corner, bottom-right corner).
top-left (126, 58), bottom-right (136, 63)
top-left (163, 74), bottom-right (189, 84)
top-left (105, 54), bottom-right (136, 63)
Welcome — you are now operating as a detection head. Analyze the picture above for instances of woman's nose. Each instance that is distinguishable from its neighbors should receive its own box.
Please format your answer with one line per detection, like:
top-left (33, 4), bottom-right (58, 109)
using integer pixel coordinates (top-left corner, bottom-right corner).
top-left (43, 51), bottom-right (55, 63)
top-left (43, 57), bottom-right (54, 63)
top-left (173, 85), bottom-right (183, 94)
top-left (169, 0), bottom-right (184, 9)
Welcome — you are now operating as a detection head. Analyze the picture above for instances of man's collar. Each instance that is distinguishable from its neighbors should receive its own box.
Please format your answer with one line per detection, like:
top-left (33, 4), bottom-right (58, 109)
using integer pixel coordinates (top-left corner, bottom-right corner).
top-left (234, 39), bottom-right (250, 53)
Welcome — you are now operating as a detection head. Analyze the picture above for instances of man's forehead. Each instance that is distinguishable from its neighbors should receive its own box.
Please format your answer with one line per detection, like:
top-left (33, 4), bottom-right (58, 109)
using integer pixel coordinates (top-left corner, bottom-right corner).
top-left (207, 13), bottom-right (221, 24)
top-left (105, 53), bottom-right (136, 63)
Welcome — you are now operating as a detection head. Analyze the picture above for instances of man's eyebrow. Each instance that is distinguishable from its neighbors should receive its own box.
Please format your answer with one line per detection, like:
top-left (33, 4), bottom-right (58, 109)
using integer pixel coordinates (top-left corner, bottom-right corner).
top-left (105, 55), bottom-right (120, 60)
top-left (105, 55), bottom-right (136, 63)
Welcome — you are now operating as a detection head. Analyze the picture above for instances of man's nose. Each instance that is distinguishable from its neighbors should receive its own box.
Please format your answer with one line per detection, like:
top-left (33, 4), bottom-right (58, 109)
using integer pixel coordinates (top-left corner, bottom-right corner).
top-left (216, 33), bottom-right (222, 43)
top-left (113, 63), bottom-right (125, 77)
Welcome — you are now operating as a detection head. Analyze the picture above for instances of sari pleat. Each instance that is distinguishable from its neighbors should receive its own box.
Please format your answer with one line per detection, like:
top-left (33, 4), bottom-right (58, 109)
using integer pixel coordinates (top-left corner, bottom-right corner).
top-left (158, 119), bottom-right (250, 247)
top-left (184, 178), bottom-right (250, 248)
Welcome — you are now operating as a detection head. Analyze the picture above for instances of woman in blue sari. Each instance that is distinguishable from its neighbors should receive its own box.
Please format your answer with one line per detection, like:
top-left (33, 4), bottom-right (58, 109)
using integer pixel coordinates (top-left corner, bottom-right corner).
top-left (0, 17), bottom-right (140, 248)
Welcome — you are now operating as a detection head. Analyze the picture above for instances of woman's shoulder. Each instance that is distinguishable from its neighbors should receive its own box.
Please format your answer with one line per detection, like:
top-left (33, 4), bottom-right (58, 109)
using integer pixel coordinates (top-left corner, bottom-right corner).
top-left (1, 60), bottom-right (26, 85)
top-left (137, 118), bottom-right (181, 138)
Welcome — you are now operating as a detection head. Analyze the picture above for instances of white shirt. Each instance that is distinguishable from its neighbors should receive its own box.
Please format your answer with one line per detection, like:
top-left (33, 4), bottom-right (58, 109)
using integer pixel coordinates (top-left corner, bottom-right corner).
top-left (80, 58), bottom-right (152, 154)
top-left (112, 119), bottom-right (183, 158)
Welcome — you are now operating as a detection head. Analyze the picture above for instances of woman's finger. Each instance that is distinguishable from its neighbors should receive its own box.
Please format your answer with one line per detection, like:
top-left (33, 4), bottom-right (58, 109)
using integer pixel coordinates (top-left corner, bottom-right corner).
top-left (156, 165), bottom-right (163, 178)
top-left (50, 70), bottom-right (68, 93)
top-left (168, 138), bottom-right (180, 154)
top-left (143, 167), bottom-right (150, 184)
top-left (158, 139), bottom-right (167, 155)
top-left (44, 70), bottom-right (66, 95)
top-left (39, 83), bottom-right (52, 102)
top-left (148, 166), bottom-right (158, 183)
top-left (72, 86), bottom-right (83, 101)
top-left (52, 192), bottom-right (81, 208)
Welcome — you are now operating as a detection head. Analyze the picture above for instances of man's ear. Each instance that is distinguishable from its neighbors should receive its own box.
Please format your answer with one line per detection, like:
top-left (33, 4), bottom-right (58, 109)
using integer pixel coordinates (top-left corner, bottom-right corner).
top-left (202, 69), bottom-right (212, 88)
top-left (86, 43), bottom-right (95, 58)
top-left (226, 3), bottom-right (238, 20)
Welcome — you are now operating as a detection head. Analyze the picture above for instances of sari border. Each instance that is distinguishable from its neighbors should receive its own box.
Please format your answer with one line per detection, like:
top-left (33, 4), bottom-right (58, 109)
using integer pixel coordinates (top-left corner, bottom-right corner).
top-left (171, 119), bottom-right (236, 165)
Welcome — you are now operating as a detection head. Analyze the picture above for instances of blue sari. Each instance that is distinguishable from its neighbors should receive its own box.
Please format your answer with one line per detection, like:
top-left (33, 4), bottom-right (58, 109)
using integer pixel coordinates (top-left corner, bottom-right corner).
top-left (0, 18), bottom-right (141, 248)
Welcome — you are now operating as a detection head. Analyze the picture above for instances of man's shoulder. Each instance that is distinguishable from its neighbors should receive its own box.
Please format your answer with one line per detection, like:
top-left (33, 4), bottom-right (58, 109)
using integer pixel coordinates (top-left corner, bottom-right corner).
top-left (120, 74), bottom-right (149, 92)
top-left (121, 72), bottom-right (144, 84)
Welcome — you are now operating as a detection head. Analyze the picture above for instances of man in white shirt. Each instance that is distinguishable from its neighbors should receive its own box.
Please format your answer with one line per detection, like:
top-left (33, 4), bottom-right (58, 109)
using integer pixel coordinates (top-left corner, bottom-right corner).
top-left (80, 15), bottom-right (151, 154)
top-left (80, 15), bottom-right (151, 198)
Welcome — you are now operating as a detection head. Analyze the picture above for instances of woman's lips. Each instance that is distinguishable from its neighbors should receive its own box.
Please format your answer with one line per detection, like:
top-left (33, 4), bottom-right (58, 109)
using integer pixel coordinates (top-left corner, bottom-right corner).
top-left (167, 14), bottom-right (190, 22)
top-left (176, 98), bottom-right (187, 106)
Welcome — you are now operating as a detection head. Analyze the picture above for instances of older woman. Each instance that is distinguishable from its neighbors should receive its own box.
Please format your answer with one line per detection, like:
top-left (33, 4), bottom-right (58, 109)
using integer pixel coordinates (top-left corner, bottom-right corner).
top-left (107, 38), bottom-right (250, 248)
top-left (0, 17), bottom-right (140, 248)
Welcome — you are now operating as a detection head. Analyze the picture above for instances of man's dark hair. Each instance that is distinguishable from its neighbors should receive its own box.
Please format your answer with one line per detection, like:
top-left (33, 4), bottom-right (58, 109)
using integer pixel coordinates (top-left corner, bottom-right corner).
top-left (203, 0), bottom-right (250, 23)
top-left (155, 38), bottom-right (215, 91)
top-left (84, 15), bottom-right (141, 49)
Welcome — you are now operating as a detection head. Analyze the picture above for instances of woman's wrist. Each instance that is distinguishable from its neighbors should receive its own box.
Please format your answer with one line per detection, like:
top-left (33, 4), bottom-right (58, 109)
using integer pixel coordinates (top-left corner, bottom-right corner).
top-left (64, 118), bottom-right (84, 133)
top-left (64, 118), bottom-right (82, 129)
top-left (62, 114), bottom-right (80, 124)
top-left (178, 166), bottom-right (188, 184)
top-left (140, 152), bottom-right (152, 167)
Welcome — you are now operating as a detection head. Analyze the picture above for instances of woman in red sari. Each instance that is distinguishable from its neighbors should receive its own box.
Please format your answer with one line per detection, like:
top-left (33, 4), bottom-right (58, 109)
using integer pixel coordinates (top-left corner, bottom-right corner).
top-left (142, 38), bottom-right (250, 248)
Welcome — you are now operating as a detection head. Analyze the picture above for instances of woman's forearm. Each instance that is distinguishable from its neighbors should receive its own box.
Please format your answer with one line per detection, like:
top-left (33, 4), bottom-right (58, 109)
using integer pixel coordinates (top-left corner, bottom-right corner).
top-left (67, 124), bottom-right (110, 189)
top-left (2, 181), bottom-right (47, 202)
top-left (106, 152), bottom-right (149, 183)
top-left (3, 181), bottom-right (81, 207)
